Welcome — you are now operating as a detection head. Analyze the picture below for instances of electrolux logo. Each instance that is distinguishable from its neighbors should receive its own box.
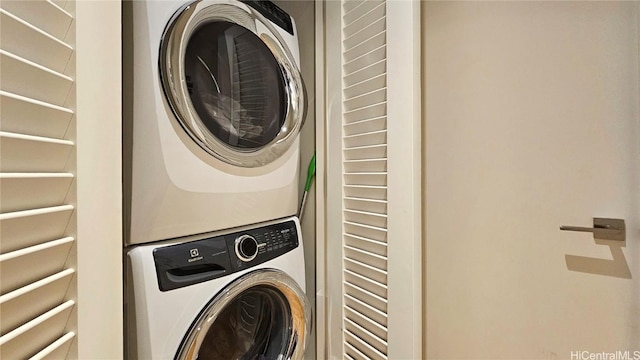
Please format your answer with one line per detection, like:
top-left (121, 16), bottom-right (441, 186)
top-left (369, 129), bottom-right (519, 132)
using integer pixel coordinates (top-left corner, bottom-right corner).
top-left (188, 248), bottom-right (203, 263)
top-left (570, 351), bottom-right (640, 360)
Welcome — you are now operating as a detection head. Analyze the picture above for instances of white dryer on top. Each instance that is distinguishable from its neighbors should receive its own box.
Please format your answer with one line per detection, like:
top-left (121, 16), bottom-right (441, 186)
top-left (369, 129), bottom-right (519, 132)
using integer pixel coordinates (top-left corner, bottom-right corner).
top-left (123, 0), bottom-right (306, 245)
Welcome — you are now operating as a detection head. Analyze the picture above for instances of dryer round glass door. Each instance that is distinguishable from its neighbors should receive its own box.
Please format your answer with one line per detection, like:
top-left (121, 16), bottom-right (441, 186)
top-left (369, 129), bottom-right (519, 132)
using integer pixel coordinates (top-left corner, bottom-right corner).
top-left (176, 269), bottom-right (311, 360)
top-left (185, 21), bottom-right (286, 150)
top-left (160, 1), bottom-right (306, 168)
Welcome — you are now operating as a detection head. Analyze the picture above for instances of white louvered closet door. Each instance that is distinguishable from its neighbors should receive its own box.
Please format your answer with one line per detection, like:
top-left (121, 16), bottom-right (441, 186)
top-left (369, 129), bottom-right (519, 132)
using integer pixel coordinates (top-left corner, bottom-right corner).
top-left (0, 1), bottom-right (77, 358)
top-left (324, 0), bottom-right (422, 359)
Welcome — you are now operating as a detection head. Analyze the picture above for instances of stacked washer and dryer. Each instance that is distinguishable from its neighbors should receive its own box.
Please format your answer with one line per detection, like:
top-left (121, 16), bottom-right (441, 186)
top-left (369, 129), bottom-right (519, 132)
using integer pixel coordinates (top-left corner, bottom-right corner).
top-left (123, 0), bottom-right (311, 358)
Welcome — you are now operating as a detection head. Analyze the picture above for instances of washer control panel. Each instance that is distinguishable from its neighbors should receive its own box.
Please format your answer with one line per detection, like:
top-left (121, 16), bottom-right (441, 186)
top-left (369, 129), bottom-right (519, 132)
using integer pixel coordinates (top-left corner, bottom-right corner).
top-left (226, 220), bottom-right (298, 272)
top-left (153, 220), bottom-right (299, 291)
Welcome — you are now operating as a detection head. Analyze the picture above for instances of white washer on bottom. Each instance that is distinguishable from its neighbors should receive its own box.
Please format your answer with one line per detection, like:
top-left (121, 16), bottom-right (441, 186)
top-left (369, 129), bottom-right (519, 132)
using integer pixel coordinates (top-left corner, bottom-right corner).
top-left (125, 217), bottom-right (311, 359)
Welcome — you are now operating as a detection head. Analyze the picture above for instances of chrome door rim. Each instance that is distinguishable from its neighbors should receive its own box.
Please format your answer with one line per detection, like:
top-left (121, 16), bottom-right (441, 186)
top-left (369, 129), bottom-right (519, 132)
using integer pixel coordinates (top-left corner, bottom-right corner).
top-left (175, 269), bottom-right (311, 360)
top-left (159, 0), bottom-right (305, 168)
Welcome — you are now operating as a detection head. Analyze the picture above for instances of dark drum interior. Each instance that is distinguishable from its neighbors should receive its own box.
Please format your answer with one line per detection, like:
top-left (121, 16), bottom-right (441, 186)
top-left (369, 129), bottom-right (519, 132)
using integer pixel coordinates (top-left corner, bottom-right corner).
top-left (196, 285), bottom-right (292, 360)
top-left (184, 21), bottom-right (287, 150)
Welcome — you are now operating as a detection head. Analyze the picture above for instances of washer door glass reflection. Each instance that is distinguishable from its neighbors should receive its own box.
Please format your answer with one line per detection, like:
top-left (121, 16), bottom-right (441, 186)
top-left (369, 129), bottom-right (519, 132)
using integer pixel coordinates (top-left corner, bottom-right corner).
top-left (197, 286), bottom-right (292, 359)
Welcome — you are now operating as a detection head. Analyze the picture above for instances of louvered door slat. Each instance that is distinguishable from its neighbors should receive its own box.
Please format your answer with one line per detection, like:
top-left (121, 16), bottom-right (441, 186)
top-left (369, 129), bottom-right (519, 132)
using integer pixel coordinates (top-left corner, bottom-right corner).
top-left (344, 34), bottom-right (386, 64)
top-left (344, 209), bottom-right (387, 228)
top-left (344, 261), bottom-right (387, 288)
top-left (343, 47), bottom-right (386, 76)
top-left (343, 17), bottom-right (386, 50)
top-left (344, 234), bottom-right (387, 257)
top-left (344, 159), bottom-right (387, 173)
top-left (0, 132), bottom-right (74, 172)
top-left (344, 282), bottom-right (387, 314)
top-left (344, 329), bottom-right (387, 360)
top-left (343, 60), bottom-right (386, 89)
top-left (344, 245), bottom-right (387, 269)
top-left (31, 332), bottom-right (75, 360)
top-left (343, 117), bottom-right (386, 135)
top-left (0, 9), bottom-right (73, 72)
top-left (0, 173), bottom-right (74, 213)
top-left (0, 205), bottom-right (74, 254)
top-left (0, 51), bottom-right (73, 106)
top-left (326, 0), bottom-right (421, 357)
top-left (343, 102), bottom-right (386, 124)
top-left (345, 294), bottom-right (388, 327)
top-left (340, 0), bottom-right (389, 358)
top-left (0, 1), bottom-right (73, 40)
top-left (344, 173), bottom-right (387, 187)
top-left (343, 0), bottom-right (382, 22)
top-left (343, 0), bottom-right (366, 16)
top-left (344, 76), bottom-right (386, 101)
top-left (344, 144), bottom-right (386, 160)
top-left (343, 2), bottom-right (385, 38)
top-left (344, 221), bottom-right (387, 243)
top-left (0, 269), bottom-right (74, 335)
top-left (343, 89), bottom-right (387, 112)
top-left (0, 237), bottom-right (75, 294)
top-left (0, 91), bottom-right (74, 138)
top-left (345, 306), bottom-right (387, 342)
top-left (344, 185), bottom-right (387, 200)
top-left (0, 1), bottom-right (77, 358)
top-left (345, 342), bottom-right (368, 360)
top-left (345, 318), bottom-right (387, 353)
top-left (0, 300), bottom-right (74, 359)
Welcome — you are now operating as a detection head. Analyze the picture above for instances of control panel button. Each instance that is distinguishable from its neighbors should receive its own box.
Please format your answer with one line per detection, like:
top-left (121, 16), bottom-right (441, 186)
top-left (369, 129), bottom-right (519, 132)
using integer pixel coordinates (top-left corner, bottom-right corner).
top-left (235, 234), bottom-right (259, 262)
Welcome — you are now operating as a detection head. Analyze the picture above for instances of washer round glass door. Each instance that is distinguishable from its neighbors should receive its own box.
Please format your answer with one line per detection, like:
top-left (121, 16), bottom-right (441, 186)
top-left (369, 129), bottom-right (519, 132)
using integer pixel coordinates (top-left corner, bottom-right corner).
top-left (160, 1), bottom-right (305, 167)
top-left (176, 270), bottom-right (311, 360)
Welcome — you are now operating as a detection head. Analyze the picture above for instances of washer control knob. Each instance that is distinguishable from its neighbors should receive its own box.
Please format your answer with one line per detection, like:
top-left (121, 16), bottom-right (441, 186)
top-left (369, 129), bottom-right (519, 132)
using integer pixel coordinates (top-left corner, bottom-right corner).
top-left (235, 235), bottom-right (260, 262)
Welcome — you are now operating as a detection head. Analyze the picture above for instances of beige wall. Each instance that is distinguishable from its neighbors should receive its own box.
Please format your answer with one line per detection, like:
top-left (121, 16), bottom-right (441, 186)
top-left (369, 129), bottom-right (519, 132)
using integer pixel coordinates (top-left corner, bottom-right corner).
top-left (423, 1), bottom-right (639, 358)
